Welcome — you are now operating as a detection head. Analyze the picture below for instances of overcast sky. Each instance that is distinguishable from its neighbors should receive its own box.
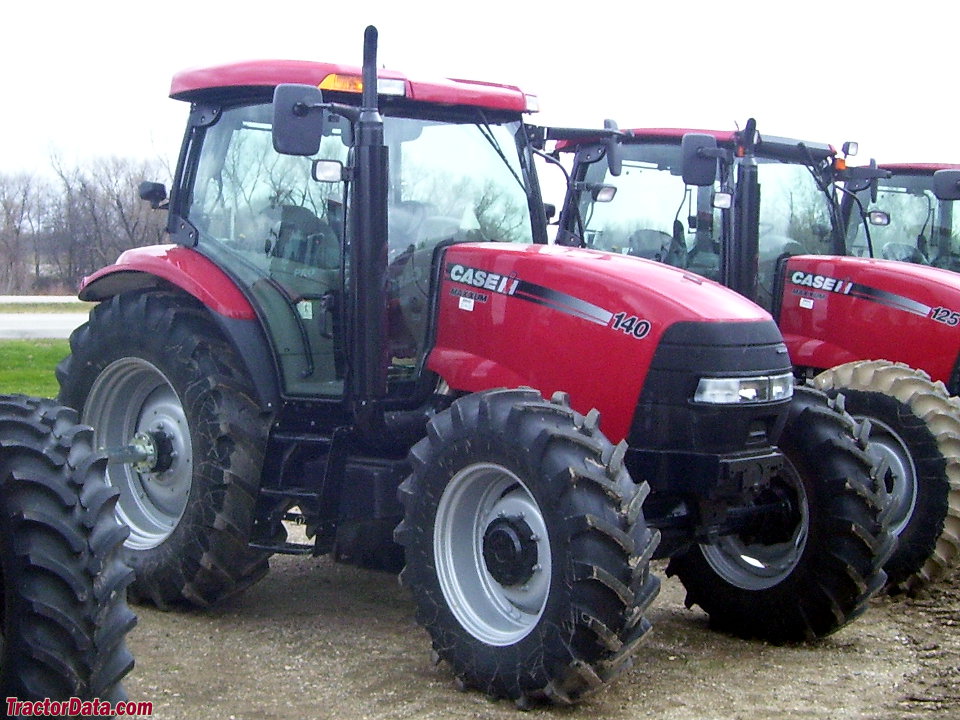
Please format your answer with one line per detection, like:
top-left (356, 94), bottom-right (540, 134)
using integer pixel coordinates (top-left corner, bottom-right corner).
top-left (4, 0), bottom-right (958, 194)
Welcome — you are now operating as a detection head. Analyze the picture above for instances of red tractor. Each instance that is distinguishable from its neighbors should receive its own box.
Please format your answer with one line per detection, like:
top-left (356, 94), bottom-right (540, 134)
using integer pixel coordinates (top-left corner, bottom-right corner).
top-left (56, 30), bottom-right (890, 704)
top-left (554, 122), bottom-right (960, 591)
top-left (0, 395), bottom-right (135, 704)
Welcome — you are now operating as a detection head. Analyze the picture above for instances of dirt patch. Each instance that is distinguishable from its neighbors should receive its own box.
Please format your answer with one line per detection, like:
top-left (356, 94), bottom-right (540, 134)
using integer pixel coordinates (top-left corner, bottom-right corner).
top-left (121, 557), bottom-right (960, 720)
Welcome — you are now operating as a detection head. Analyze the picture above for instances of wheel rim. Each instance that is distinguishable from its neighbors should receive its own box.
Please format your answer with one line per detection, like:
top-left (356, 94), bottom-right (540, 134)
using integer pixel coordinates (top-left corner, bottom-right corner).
top-left (701, 466), bottom-right (809, 590)
top-left (84, 358), bottom-right (192, 551)
top-left (857, 415), bottom-right (916, 537)
top-left (434, 463), bottom-right (551, 646)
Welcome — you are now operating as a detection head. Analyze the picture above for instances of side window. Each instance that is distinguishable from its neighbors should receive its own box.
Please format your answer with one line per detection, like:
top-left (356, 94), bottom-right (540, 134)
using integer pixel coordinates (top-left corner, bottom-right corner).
top-left (188, 103), bottom-right (351, 397)
top-left (861, 187), bottom-right (933, 264)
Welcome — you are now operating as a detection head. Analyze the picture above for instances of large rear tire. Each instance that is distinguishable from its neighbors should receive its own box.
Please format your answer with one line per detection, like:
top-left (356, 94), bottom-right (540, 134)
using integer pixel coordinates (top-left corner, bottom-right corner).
top-left (0, 395), bottom-right (135, 703)
top-left (666, 385), bottom-right (893, 642)
top-left (57, 290), bottom-right (271, 608)
top-left (395, 388), bottom-right (660, 705)
top-left (813, 359), bottom-right (960, 591)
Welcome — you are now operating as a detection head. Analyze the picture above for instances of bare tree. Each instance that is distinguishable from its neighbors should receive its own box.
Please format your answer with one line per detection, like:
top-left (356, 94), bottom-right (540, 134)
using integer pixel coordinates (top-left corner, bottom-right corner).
top-left (0, 173), bottom-right (46, 293)
top-left (49, 155), bottom-right (169, 289)
top-left (0, 155), bottom-right (170, 294)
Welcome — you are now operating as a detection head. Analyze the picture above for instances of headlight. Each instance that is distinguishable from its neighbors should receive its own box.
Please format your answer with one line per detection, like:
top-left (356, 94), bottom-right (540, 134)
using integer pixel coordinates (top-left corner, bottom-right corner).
top-left (693, 372), bottom-right (794, 405)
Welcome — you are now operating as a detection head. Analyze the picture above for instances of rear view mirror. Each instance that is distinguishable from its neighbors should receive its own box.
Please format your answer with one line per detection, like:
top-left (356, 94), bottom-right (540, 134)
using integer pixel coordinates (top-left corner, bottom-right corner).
top-left (681, 133), bottom-right (719, 187)
top-left (934, 169), bottom-right (960, 201)
top-left (138, 181), bottom-right (167, 209)
top-left (603, 119), bottom-right (622, 177)
top-left (273, 84), bottom-right (327, 156)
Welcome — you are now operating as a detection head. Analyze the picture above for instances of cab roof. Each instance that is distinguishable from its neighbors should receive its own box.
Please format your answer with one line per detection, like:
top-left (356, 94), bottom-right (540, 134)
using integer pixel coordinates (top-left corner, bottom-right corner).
top-left (557, 127), bottom-right (835, 163)
top-left (169, 59), bottom-right (535, 113)
top-left (880, 162), bottom-right (960, 174)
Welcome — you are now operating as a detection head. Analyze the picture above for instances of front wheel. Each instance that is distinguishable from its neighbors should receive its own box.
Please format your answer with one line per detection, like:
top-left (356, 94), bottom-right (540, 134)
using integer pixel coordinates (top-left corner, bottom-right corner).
top-left (395, 388), bottom-right (660, 705)
top-left (813, 359), bottom-right (960, 590)
top-left (667, 385), bottom-right (894, 642)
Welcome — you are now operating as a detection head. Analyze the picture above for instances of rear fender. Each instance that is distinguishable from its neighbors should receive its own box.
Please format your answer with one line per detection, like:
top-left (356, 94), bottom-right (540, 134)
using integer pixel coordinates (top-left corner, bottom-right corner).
top-left (79, 245), bottom-right (280, 409)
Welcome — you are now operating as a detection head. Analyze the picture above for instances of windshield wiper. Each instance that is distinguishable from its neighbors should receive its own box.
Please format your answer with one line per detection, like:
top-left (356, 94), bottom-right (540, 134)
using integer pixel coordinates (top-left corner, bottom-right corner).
top-left (797, 143), bottom-right (845, 248)
top-left (475, 110), bottom-right (525, 191)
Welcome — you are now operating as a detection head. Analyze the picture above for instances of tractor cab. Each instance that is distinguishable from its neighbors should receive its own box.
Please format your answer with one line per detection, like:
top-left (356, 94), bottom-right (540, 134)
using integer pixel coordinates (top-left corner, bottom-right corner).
top-left (555, 125), bottom-right (841, 313)
top-left (141, 60), bottom-right (545, 407)
top-left (841, 162), bottom-right (960, 271)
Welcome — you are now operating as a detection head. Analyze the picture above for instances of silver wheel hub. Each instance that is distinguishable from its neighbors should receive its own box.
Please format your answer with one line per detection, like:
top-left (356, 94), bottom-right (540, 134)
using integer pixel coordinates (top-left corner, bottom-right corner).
top-left (858, 416), bottom-right (916, 537)
top-left (434, 463), bottom-right (551, 646)
top-left (84, 358), bottom-right (192, 551)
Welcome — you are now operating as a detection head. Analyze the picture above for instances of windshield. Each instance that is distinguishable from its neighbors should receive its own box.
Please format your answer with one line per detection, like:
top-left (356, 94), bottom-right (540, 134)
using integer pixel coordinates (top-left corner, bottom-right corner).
top-left (571, 143), bottom-right (709, 270)
top-left (846, 176), bottom-right (960, 270)
top-left (568, 141), bottom-right (835, 309)
top-left (184, 101), bottom-right (534, 397)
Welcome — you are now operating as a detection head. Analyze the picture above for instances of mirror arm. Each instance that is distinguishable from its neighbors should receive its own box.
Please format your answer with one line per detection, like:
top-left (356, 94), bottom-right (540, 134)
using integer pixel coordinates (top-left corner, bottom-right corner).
top-left (296, 101), bottom-right (360, 123)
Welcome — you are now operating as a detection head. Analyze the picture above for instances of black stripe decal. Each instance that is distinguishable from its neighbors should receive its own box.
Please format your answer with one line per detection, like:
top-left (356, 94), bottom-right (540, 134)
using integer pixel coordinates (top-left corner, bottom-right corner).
top-left (512, 281), bottom-right (613, 326)
top-left (845, 283), bottom-right (931, 318)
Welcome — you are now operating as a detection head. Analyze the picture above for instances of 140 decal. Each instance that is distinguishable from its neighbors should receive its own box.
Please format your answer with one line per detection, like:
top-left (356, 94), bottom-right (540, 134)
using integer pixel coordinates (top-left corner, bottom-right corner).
top-left (610, 312), bottom-right (651, 339)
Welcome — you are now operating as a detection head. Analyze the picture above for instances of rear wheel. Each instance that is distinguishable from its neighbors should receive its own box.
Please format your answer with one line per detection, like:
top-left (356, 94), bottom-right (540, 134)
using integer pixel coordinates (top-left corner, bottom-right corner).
top-left (0, 395), bottom-right (135, 703)
top-left (57, 290), bottom-right (271, 608)
top-left (813, 360), bottom-right (960, 590)
top-left (395, 388), bottom-right (659, 705)
top-left (667, 386), bottom-right (893, 642)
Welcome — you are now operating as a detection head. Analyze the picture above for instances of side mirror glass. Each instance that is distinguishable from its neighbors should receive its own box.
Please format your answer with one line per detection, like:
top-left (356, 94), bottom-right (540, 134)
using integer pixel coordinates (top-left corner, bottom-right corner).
top-left (681, 133), bottom-right (719, 187)
top-left (934, 169), bottom-right (960, 201)
top-left (312, 159), bottom-right (344, 182)
top-left (712, 191), bottom-right (733, 210)
top-left (273, 84), bottom-right (327, 156)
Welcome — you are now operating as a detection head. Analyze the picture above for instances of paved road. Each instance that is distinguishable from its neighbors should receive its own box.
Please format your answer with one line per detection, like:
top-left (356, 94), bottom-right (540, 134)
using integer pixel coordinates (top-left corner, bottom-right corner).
top-left (0, 312), bottom-right (85, 339)
top-left (0, 297), bottom-right (87, 339)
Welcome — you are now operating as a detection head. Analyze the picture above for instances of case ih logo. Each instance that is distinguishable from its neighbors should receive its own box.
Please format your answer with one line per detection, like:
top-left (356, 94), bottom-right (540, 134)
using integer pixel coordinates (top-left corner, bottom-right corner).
top-left (447, 264), bottom-right (520, 295)
top-left (790, 271), bottom-right (852, 294)
top-left (444, 262), bottom-right (647, 333)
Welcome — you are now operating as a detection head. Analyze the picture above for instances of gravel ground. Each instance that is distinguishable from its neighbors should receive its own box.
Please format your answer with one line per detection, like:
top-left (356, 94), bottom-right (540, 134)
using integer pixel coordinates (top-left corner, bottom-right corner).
top-left (121, 557), bottom-right (960, 720)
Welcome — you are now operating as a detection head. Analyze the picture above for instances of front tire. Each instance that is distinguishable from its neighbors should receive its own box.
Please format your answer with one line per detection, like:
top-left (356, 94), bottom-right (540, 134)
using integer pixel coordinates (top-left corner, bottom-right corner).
top-left (667, 385), bottom-right (893, 642)
top-left (813, 359), bottom-right (960, 590)
top-left (0, 395), bottom-right (135, 703)
top-left (57, 290), bottom-right (271, 608)
top-left (395, 388), bottom-right (660, 705)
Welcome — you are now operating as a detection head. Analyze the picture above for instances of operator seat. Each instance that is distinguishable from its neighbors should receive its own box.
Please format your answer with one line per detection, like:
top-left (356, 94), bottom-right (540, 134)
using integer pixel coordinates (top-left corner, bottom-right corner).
top-left (880, 242), bottom-right (928, 265)
top-left (273, 205), bottom-right (340, 269)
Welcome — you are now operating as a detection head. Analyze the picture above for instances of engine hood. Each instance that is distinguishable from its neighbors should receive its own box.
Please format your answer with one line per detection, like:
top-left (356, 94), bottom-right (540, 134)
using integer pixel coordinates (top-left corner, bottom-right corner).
top-left (428, 243), bottom-right (785, 441)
